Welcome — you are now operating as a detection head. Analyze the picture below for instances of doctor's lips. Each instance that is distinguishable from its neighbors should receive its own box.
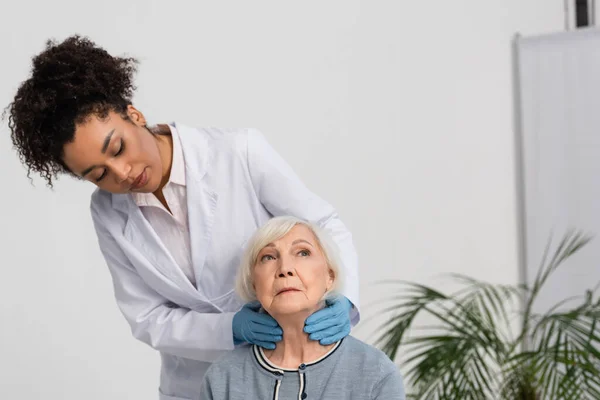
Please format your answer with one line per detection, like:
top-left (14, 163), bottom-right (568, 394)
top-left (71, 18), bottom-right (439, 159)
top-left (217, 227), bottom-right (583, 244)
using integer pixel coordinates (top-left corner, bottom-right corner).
top-left (130, 168), bottom-right (148, 190)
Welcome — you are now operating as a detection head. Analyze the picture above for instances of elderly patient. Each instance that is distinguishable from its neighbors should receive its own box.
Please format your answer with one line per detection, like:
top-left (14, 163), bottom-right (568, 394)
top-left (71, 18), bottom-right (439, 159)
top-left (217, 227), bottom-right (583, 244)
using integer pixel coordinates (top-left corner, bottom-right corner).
top-left (199, 216), bottom-right (405, 400)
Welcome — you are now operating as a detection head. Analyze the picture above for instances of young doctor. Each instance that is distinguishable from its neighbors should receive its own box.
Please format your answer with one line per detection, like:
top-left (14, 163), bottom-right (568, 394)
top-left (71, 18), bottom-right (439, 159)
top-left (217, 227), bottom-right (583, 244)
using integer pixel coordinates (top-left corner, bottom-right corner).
top-left (4, 35), bottom-right (360, 400)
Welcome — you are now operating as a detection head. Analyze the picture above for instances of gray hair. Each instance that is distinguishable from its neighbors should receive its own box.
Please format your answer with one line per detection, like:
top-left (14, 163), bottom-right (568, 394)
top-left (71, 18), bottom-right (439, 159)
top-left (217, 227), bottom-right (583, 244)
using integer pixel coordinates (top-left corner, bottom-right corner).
top-left (235, 216), bottom-right (343, 302)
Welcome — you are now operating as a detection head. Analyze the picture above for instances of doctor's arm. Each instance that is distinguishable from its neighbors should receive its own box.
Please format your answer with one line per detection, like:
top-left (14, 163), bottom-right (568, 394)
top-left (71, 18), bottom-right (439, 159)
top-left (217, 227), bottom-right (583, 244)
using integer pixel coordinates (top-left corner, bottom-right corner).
top-left (246, 129), bottom-right (360, 325)
top-left (90, 208), bottom-right (236, 362)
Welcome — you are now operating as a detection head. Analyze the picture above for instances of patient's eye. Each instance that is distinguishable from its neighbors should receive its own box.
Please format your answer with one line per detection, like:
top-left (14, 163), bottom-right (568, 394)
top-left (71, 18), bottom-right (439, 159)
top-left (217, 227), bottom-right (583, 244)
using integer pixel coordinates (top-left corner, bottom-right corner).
top-left (260, 254), bottom-right (276, 262)
top-left (298, 250), bottom-right (310, 257)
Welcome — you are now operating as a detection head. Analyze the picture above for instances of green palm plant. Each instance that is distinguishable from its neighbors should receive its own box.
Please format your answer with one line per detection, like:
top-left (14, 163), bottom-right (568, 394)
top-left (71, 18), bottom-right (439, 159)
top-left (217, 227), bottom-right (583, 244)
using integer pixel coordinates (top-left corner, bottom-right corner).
top-left (375, 231), bottom-right (600, 399)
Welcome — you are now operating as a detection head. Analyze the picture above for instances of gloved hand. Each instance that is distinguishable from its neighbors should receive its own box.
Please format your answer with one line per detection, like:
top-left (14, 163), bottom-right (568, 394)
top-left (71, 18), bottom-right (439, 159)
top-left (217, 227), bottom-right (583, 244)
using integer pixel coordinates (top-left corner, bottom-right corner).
top-left (232, 301), bottom-right (283, 349)
top-left (304, 296), bottom-right (353, 345)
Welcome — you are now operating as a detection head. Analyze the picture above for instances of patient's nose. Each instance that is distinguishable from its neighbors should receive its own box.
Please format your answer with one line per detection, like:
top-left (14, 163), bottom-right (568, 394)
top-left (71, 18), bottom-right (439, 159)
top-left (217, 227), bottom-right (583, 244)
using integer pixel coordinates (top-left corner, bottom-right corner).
top-left (277, 259), bottom-right (296, 278)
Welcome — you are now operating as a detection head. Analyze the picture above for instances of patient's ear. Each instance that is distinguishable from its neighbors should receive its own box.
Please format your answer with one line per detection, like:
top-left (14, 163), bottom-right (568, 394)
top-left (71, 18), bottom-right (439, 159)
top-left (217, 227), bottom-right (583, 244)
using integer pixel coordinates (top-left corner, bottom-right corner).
top-left (326, 268), bottom-right (335, 291)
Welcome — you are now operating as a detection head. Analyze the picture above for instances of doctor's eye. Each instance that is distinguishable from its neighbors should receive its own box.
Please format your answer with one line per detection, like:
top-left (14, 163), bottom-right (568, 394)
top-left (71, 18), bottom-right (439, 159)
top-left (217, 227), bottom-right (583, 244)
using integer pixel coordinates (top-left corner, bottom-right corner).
top-left (115, 138), bottom-right (125, 156)
top-left (95, 168), bottom-right (107, 182)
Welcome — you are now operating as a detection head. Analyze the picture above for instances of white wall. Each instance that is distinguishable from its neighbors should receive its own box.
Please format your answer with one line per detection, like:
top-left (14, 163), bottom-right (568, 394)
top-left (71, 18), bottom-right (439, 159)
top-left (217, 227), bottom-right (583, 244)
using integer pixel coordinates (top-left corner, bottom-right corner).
top-left (0, 1), bottom-right (565, 399)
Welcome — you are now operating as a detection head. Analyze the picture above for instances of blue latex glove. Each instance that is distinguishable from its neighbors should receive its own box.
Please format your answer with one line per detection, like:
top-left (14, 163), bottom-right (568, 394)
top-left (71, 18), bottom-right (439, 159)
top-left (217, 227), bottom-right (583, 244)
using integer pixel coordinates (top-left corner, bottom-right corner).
top-left (304, 296), bottom-right (353, 345)
top-left (232, 301), bottom-right (283, 349)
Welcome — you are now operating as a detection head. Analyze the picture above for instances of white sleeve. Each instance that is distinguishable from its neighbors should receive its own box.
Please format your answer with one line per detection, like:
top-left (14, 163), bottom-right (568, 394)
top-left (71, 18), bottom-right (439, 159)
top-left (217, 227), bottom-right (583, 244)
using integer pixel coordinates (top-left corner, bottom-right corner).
top-left (246, 128), bottom-right (361, 324)
top-left (91, 204), bottom-right (235, 362)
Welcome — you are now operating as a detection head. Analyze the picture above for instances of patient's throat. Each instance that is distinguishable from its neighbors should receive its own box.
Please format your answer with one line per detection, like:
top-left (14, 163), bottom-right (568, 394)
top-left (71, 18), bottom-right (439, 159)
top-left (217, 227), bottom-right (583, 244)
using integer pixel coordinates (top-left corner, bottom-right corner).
top-left (264, 334), bottom-right (336, 369)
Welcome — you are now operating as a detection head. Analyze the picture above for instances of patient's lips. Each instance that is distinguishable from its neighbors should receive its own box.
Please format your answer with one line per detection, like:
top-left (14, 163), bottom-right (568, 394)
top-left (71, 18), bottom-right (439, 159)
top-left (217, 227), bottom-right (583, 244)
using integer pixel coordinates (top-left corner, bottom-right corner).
top-left (276, 287), bottom-right (301, 296)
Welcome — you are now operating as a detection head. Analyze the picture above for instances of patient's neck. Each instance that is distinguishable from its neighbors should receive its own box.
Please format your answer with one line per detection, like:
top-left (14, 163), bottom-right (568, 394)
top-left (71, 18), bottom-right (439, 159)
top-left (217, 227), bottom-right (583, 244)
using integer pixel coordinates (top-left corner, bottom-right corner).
top-left (263, 303), bottom-right (335, 369)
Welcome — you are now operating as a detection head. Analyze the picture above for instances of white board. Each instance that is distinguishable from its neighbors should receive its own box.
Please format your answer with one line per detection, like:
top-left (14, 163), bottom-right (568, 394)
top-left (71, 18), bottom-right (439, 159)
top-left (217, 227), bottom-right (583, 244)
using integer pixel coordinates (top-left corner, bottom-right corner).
top-left (515, 28), bottom-right (600, 314)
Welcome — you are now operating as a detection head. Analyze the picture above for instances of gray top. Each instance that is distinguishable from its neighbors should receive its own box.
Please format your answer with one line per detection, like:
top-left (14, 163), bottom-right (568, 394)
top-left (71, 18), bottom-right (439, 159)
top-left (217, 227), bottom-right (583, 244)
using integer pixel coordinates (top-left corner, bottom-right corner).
top-left (198, 336), bottom-right (405, 400)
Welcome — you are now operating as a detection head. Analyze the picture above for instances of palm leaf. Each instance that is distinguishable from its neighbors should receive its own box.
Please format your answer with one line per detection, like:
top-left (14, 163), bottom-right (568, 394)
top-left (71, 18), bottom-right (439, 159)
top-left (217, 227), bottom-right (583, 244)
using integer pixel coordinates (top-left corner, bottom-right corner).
top-left (529, 296), bottom-right (600, 398)
top-left (521, 232), bottom-right (592, 347)
top-left (403, 333), bottom-right (494, 399)
top-left (499, 362), bottom-right (540, 400)
top-left (449, 273), bottom-right (525, 349)
top-left (376, 280), bottom-right (506, 398)
top-left (504, 287), bottom-right (600, 399)
top-left (374, 281), bottom-right (449, 360)
top-left (375, 231), bottom-right (598, 399)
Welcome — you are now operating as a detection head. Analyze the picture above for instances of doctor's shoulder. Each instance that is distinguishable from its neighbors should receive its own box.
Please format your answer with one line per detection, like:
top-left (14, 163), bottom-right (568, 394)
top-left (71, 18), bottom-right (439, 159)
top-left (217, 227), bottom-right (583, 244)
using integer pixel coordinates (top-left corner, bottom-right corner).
top-left (90, 188), bottom-right (111, 219)
top-left (89, 188), bottom-right (128, 234)
top-left (191, 126), bottom-right (267, 156)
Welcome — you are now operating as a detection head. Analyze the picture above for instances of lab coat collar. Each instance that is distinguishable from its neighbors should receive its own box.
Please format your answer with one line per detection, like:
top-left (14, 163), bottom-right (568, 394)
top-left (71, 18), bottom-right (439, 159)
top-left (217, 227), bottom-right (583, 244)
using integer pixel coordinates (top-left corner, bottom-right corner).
top-left (175, 122), bottom-right (209, 183)
top-left (175, 122), bottom-right (219, 285)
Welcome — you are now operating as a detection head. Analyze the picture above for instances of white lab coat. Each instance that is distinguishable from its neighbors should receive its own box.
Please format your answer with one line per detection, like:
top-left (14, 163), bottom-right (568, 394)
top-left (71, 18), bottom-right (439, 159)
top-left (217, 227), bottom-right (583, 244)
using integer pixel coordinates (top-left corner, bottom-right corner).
top-left (90, 124), bottom-right (360, 400)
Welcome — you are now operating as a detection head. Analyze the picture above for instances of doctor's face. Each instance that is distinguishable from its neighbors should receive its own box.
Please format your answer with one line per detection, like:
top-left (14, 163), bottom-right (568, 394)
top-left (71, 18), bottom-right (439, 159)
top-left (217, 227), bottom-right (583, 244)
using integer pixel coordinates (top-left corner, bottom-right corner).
top-left (253, 225), bottom-right (335, 318)
top-left (62, 106), bottom-right (167, 194)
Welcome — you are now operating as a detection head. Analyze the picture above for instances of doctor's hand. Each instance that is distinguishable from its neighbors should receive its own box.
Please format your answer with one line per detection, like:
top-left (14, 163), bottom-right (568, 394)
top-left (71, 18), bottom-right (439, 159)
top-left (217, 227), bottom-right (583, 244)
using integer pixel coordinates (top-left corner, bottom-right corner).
top-left (304, 296), bottom-right (353, 345)
top-left (232, 301), bottom-right (283, 350)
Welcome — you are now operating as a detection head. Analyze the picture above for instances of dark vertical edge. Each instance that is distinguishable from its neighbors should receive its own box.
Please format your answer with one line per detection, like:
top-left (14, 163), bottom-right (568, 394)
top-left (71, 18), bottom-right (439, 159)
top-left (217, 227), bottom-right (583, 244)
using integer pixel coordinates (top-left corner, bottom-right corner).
top-left (511, 32), bottom-right (530, 350)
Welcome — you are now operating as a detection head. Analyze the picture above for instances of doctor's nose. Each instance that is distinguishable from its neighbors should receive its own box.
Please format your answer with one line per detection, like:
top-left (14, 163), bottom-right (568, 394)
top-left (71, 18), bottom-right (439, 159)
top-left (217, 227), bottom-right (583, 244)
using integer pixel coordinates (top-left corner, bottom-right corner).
top-left (108, 160), bottom-right (132, 183)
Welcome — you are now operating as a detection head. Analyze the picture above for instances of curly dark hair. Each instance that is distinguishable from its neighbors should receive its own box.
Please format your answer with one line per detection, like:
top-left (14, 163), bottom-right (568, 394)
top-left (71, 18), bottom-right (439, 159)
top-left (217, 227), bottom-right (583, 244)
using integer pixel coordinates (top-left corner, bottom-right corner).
top-left (3, 35), bottom-right (139, 187)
